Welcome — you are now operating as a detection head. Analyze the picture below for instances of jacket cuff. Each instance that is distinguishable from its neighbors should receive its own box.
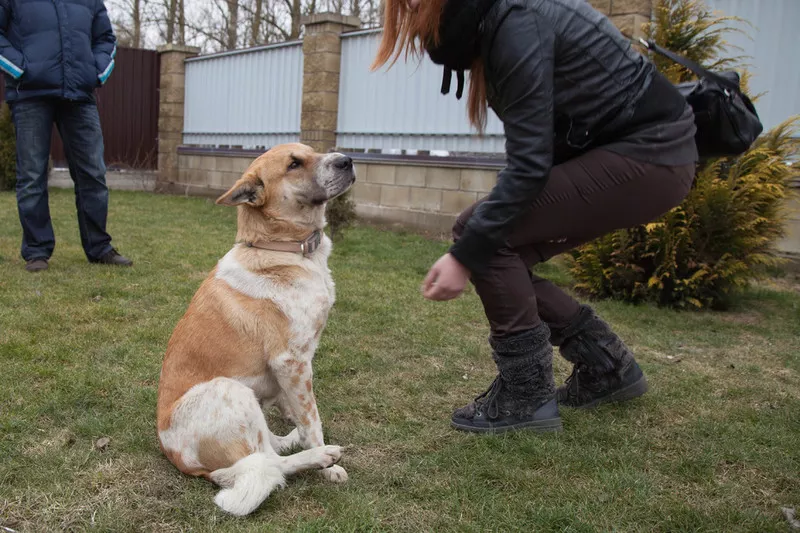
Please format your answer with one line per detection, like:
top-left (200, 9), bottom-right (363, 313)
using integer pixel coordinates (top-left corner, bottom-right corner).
top-left (449, 226), bottom-right (500, 276)
top-left (0, 53), bottom-right (24, 80)
top-left (98, 59), bottom-right (115, 85)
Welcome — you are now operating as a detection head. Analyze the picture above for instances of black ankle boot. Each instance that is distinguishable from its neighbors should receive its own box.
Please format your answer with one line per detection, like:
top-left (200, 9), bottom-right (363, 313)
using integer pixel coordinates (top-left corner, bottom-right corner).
top-left (550, 305), bottom-right (648, 409)
top-left (451, 324), bottom-right (562, 434)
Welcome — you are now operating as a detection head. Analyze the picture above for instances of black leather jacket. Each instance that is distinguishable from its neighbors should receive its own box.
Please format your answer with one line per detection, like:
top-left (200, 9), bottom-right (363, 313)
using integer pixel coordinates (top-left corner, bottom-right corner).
top-left (444, 0), bottom-right (696, 274)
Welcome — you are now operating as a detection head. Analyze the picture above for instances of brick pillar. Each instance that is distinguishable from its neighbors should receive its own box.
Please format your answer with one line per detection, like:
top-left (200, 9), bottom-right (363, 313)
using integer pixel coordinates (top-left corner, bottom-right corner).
top-left (300, 13), bottom-right (361, 153)
top-left (591, 0), bottom-right (654, 38)
top-left (157, 44), bottom-right (200, 184)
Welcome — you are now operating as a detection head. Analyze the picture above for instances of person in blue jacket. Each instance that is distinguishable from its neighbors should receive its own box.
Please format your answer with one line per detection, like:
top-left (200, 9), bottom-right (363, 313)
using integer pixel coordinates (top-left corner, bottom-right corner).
top-left (1, 0), bottom-right (132, 272)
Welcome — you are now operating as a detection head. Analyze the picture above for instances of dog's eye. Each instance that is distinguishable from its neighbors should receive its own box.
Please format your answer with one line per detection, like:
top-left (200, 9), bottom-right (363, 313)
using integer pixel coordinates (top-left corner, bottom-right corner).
top-left (288, 160), bottom-right (301, 171)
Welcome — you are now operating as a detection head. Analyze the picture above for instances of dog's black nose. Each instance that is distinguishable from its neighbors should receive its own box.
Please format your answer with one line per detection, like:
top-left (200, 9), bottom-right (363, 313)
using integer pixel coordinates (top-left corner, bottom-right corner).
top-left (334, 155), bottom-right (353, 171)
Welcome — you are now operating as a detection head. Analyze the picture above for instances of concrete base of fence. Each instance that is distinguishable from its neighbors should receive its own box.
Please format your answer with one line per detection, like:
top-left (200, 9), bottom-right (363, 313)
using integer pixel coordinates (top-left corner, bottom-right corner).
top-left (172, 146), bottom-right (502, 233)
top-left (348, 156), bottom-right (500, 234)
top-left (354, 204), bottom-right (456, 235)
top-left (154, 181), bottom-right (227, 199)
top-left (49, 168), bottom-right (158, 192)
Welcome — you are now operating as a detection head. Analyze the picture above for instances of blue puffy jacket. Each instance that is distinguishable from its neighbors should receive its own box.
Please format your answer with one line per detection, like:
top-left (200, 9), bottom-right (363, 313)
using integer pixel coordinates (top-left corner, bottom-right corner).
top-left (0, 0), bottom-right (116, 103)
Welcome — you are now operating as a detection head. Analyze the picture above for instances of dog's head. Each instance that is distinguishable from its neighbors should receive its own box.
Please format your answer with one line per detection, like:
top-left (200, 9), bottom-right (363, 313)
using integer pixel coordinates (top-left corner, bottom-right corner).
top-left (215, 143), bottom-right (356, 232)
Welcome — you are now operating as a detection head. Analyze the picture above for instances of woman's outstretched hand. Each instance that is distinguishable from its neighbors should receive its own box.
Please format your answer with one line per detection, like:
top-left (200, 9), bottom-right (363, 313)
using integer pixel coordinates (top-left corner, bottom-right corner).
top-left (422, 253), bottom-right (470, 301)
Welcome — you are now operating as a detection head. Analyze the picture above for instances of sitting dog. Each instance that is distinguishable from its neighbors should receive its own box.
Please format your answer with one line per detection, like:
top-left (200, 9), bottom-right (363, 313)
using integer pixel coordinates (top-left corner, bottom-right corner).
top-left (156, 143), bottom-right (356, 516)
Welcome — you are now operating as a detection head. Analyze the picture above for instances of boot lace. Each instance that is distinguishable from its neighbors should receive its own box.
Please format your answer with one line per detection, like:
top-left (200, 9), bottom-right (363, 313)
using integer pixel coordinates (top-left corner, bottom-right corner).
top-left (563, 363), bottom-right (591, 403)
top-left (474, 375), bottom-right (504, 419)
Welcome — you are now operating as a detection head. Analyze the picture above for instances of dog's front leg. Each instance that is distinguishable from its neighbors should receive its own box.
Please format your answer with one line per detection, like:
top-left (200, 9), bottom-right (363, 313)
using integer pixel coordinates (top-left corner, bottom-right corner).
top-left (272, 355), bottom-right (324, 447)
top-left (270, 353), bottom-right (348, 483)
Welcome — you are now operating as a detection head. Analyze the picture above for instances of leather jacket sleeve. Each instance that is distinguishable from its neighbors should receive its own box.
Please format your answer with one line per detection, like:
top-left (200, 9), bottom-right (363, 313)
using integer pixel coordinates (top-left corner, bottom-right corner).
top-left (449, 5), bottom-right (555, 275)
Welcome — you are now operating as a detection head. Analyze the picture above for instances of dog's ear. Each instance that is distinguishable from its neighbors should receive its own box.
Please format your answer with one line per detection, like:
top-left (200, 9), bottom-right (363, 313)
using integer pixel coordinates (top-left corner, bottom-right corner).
top-left (216, 172), bottom-right (266, 207)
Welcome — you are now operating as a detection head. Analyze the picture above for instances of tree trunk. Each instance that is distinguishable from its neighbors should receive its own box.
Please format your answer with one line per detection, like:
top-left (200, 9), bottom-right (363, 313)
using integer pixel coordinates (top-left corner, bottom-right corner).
top-left (290, 0), bottom-right (302, 39)
top-left (227, 0), bottom-right (239, 49)
top-left (251, 0), bottom-right (263, 46)
top-left (132, 0), bottom-right (142, 47)
top-left (166, 0), bottom-right (178, 43)
top-left (178, 0), bottom-right (186, 44)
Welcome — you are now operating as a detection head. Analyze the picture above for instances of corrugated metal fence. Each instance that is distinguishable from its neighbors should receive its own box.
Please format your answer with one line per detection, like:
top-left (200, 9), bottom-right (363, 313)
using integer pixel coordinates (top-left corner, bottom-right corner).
top-left (337, 29), bottom-right (504, 153)
top-left (703, 0), bottom-right (800, 135)
top-left (183, 41), bottom-right (303, 149)
top-left (177, 2), bottom-right (798, 153)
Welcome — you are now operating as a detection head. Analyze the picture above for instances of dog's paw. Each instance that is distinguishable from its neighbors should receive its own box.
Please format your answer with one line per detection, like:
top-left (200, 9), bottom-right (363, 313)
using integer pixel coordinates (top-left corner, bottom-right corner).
top-left (318, 463), bottom-right (348, 483)
top-left (315, 444), bottom-right (342, 468)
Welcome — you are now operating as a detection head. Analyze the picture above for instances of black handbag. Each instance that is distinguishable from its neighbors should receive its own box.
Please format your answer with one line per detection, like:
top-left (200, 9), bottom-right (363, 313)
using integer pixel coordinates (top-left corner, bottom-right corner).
top-left (639, 38), bottom-right (764, 158)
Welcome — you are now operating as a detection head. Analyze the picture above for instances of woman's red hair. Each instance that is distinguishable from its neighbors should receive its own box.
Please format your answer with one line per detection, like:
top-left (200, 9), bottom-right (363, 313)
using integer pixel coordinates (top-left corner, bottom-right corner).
top-left (370, 0), bottom-right (489, 132)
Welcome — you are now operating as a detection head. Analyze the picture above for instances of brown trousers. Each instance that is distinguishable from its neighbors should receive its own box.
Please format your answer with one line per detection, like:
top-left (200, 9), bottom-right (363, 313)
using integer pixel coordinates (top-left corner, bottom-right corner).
top-left (453, 149), bottom-right (696, 338)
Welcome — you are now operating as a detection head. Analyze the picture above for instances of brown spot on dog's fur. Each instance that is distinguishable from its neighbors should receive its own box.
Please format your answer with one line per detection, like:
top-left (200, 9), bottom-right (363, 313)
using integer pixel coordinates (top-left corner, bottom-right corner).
top-left (290, 375), bottom-right (300, 386)
top-left (197, 438), bottom-right (253, 472)
top-left (305, 380), bottom-right (312, 393)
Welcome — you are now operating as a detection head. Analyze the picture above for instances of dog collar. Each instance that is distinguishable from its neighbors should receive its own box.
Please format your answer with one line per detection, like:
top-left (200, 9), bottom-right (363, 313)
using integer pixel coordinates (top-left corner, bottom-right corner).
top-left (238, 230), bottom-right (322, 256)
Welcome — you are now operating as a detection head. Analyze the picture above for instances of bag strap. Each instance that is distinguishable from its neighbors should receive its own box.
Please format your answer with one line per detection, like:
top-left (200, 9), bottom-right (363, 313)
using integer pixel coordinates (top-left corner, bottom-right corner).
top-left (637, 38), bottom-right (740, 94)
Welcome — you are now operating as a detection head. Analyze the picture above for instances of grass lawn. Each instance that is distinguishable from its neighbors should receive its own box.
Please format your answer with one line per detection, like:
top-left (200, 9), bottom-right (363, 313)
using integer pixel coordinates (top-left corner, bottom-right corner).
top-left (1, 188), bottom-right (799, 532)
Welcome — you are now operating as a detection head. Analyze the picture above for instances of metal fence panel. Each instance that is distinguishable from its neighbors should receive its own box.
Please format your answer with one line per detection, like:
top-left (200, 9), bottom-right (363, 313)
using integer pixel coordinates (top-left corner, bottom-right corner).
top-left (704, 0), bottom-right (800, 134)
top-left (176, 1), bottom-right (798, 152)
top-left (183, 42), bottom-right (303, 148)
top-left (337, 29), bottom-right (505, 154)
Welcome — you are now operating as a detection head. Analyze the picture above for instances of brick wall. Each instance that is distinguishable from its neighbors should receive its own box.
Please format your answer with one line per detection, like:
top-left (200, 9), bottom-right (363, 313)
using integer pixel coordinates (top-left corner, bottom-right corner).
top-left (590, 0), bottom-right (652, 38)
top-left (162, 151), bottom-right (253, 197)
top-left (351, 161), bottom-right (500, 233)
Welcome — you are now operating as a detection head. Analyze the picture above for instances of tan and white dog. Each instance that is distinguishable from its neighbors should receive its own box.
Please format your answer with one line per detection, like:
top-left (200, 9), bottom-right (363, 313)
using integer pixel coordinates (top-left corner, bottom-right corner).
top-left (156, 143), bottom-right (355, 516)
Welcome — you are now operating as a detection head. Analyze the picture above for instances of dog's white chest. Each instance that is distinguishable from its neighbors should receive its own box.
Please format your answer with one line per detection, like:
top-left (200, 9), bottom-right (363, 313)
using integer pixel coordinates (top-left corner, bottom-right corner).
top-left (215, 246), bottom-right (335, 352)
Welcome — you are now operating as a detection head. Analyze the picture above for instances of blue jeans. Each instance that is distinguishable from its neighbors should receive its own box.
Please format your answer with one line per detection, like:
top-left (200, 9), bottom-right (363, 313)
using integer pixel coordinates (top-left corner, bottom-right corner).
top-left (10, 98), bottom-right (113, 261)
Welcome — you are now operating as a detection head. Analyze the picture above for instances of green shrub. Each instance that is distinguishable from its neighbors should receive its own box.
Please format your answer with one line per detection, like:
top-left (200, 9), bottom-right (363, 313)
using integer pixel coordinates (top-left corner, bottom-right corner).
top-left (569, 0), bottom-right (800, 310)
top-left (0, 104), bottom-right (15, 191)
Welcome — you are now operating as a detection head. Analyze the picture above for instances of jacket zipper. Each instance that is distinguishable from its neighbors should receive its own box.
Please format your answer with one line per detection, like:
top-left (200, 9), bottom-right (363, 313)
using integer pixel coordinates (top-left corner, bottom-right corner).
top-left (52, 0), bottom-right (66, 98)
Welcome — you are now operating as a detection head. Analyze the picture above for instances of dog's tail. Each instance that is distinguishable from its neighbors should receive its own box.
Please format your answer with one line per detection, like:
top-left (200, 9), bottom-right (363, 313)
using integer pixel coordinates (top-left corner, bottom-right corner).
top-left (209, 453), bottom-right (285, 516)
